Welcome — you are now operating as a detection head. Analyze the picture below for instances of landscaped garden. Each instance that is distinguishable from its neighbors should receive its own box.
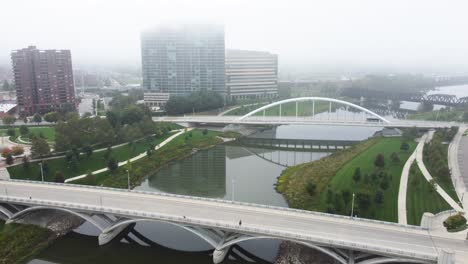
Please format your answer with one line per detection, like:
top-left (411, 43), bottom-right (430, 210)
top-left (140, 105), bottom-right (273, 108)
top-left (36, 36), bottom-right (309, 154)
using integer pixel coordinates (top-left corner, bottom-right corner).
top-left (277, 136), bottom-right (418, 222)
top-left (0, 126), bottom-right (56, 143)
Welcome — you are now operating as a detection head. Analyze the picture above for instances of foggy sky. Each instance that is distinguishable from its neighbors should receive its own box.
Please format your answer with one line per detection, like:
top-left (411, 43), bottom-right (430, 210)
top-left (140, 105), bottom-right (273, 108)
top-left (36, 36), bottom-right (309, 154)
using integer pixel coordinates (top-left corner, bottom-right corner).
top-left (2, 0), bottom-right (468, 72)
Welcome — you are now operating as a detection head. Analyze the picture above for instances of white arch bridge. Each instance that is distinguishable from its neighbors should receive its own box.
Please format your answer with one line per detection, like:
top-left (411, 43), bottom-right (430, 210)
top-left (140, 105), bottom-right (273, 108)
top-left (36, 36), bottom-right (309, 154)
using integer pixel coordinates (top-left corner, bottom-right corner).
top-left (0, 180), bottom-right (466, 264)
top-left (155, 97), bottom-right (460, 128)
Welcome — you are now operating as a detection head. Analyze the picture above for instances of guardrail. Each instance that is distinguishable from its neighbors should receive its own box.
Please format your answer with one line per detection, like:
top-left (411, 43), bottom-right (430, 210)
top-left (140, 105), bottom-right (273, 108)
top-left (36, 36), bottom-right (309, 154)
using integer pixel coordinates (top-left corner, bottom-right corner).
top-left (0, 195), bottom-right (437, 262)
top-left (1, 179), bottom-right (427, 231)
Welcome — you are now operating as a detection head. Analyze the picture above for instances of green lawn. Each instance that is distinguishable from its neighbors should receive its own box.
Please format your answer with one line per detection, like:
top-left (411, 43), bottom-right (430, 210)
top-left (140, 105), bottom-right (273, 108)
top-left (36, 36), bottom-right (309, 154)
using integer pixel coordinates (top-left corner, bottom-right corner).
top-left (406, 162), bottom-right (451, 225)
top-left (408, 110), bottom-right (463, 122)
top-left (0, 127), bottom-right (55, 143)
top-left (7, 132), bottom-right (175, 181)
top-left (0, 223), bottom-right (53, 264)
top-left (324, 137), bottom-right (416, 222)
top-left (75, 129), bottom-right (223, 188)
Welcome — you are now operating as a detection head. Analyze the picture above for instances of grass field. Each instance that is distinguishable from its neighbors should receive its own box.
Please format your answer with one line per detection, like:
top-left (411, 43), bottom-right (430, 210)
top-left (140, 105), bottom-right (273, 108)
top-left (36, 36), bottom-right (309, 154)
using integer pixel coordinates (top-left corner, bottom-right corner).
top-left (406, 162), bottom-right (451, 225)
top-left (0, 127), bottom-right (56, 143)
top-left (75, 129), bottom-right (223, 188)
top-left (0, 222), bottom-right (53, 264)
top-left (423, 143), bottom-right (460, 202)
top-left (7, 132), bottom-right (175, 181)
top-left (324, 137), bottom-right (416, 222)
top-left (408, 110), bottom-right (463, 122)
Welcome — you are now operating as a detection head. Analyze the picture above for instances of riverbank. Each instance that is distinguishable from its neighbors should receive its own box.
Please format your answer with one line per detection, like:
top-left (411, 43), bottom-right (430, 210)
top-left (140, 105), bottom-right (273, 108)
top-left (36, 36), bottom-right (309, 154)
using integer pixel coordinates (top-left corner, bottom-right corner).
top-left (74, 129), bottom-right (234, 189)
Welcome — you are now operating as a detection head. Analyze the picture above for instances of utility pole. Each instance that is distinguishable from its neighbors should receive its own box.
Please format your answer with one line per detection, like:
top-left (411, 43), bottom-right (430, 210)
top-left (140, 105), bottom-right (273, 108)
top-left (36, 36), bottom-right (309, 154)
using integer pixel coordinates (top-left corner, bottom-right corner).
top-left (126, 170), bottom-right (130, 190)
top-left (39, 162), bottom-right (44, 182)
top-left (350, 193), bottom-right (355, 218)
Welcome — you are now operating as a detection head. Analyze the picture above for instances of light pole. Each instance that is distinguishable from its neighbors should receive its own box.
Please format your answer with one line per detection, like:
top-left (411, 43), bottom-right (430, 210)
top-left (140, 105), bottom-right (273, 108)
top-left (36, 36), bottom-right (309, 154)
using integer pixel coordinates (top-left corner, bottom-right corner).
top-left (350, 193), bottom-right (355, 218)
top-left (39, 162), bottom-right (44, 182)
top-left (126, 170), bottom-right (130, 190)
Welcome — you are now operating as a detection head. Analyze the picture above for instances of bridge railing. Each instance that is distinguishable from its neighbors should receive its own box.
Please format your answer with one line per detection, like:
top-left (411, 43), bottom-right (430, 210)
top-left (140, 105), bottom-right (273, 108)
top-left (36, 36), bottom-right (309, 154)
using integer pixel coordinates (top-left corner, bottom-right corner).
top-left (1, 179), bottom-right (428, 231)
top-left (0, 194), bottom-right (437, 262)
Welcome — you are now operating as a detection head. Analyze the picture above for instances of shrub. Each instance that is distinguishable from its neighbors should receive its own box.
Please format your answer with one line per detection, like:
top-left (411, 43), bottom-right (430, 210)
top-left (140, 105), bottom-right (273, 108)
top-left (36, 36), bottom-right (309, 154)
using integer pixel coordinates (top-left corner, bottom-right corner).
top-left (11, 145), bottom-right (24, 156)
top-left (22, 156), bottom-right (30, 170)
top-left (400, 142), bottom-right (410, 151)
top-left (443, 213), bottom-right (467, 231)
top-left (1, 147), bottom-right (12, 158)
top-left (391, 152), bottom-right (400, 163)
top-left (5, 154), bottom-right (13, 165)
top-left (54, 171), bottom-right (65, 183)
top-left (352, 167), bottom-right (361, 182)
top-left (374, 191), bottom-right (384, 204)
top-left (19, 125), bottom-right (29, 136)
top-left (306, 180), bottom-right (316, 196)
top-left (374, 153), bottom-right (385, 168)
top-left (6, 128), bottom-right (15, 137)
top-left (107, 157), bottom-right (118, 172)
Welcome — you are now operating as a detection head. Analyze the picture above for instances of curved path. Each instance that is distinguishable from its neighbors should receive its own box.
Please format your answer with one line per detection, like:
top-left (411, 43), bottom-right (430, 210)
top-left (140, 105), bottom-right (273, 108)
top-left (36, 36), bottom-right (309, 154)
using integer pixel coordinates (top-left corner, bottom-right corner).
top-left (448, 125), bottom-right (467, 209)
top-left (397, 146), bottom-right (417, 225)
top-left (65, 129), bottom-right (190, 183)
top-left (415, 131), bottom-right (464, 212)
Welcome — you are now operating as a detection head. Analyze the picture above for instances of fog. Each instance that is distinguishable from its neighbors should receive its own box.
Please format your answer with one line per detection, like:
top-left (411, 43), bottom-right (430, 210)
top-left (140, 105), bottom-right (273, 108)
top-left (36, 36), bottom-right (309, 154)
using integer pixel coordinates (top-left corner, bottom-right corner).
top-left (2, 0), bottom-right (468, 72)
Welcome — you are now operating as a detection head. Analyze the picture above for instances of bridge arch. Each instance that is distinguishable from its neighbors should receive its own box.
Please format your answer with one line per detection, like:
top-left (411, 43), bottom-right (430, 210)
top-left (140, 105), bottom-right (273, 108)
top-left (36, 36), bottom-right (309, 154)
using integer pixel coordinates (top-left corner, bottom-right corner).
top-left (217, 235), bottom-right (348, 264)
top-left (239, 97), bottom-right (391, 123)
top-left (6, 206), bottom-right (107, 231)
top-left (100, 218), bottom-right (220, 248)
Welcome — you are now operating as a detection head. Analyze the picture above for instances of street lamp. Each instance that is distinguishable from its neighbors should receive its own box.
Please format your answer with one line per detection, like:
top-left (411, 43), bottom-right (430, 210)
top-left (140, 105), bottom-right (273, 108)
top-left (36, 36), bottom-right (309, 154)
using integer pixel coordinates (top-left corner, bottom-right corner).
top-left (126, 170), bottom-right (130, 190)
top-left (39, 162), bottom-right (44, 182)
top-left (350, 193), bottom-right (355, 218)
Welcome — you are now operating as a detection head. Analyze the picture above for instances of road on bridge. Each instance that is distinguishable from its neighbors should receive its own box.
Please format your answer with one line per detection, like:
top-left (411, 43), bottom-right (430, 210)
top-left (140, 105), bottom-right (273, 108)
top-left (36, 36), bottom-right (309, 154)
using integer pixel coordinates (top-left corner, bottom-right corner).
top-left (1, 180), bottom-right (468, 263)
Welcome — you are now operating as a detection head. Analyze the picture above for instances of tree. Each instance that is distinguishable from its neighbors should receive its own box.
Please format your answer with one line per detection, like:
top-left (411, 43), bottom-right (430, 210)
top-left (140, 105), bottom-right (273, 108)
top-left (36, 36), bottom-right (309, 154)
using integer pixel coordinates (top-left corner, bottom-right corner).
top-left (2, 115), bottom-right (16, 126)
top-left (22, 156), bottom-right (30, 170)
top-left (429, 179), bottom-right (437, 192)
top-left (69, 155), bottom-right (79, 171)
top-left (352, 167), bottom-right (361, 182)
top-left (44, 112), bottom-right (59, 123)
top-left (356, 192), bottom-right (371, 211)
top-left (107, 157), bottom-right (118, 172)
top-left (5, 154), bottom-right (13, 165)
top-left (400, 142), bottom-right (410, 151)
top-left (341, 189), bottom-right (352, 205)
top-left (31, 137), bottom-right (50, 157)
top-left (202, 129), bottom-right (208, 136)
top-left (374, 153), bottom-right (385, 168)
top-left (54, 171), bottom-right (65, 183)
top-left (146, 149), bottom-right (153, 157)
top-left (306, 180), bottom-right (316, 196)
top-left (82, 145), bottom-right (93, 157)
top-left (391, 152), bottom-right (400, 163)
top-left (1, 147), bottom-right (11, 158)
top-left (6, 128), bottom-right (15, 137)
top-left (19, 125), bottom-right (29, 136)
top-left (32, 114), bottom-right (42, 124)
top-left (23, 117), bottom-right (28, 124)
top-left (374, 191), bottom-right (384, 204)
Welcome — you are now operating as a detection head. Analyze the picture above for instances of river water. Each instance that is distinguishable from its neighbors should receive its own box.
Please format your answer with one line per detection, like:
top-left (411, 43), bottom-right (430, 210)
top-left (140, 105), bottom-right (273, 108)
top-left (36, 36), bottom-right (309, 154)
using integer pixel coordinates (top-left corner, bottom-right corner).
top-left (400, 84), bottom-right (468, 111)
top-left (30, 124), bottom-right (379, 264)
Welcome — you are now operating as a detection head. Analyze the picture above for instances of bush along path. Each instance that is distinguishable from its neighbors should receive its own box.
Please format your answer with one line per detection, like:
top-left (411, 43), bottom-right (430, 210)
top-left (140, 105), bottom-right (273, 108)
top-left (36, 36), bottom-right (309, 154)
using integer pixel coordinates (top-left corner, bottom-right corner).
top-left (415, 131), bottom-right (464, 212)
top-left (65, 129), bottom-right (191, 183)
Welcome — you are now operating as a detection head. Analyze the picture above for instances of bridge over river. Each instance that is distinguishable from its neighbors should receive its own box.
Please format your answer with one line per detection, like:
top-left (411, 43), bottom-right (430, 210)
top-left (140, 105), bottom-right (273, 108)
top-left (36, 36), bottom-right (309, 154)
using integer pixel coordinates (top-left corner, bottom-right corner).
top-left (0, 180), bottom-right (466, 264)
top-left (154, 97), bottom-right (462, 129)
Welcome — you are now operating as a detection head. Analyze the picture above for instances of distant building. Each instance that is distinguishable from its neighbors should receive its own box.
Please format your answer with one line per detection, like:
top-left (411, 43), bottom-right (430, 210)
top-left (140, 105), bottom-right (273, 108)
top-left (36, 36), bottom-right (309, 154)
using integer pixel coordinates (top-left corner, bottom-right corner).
top-left (226, 49), bottom-right (278, 100)
top-left (143, 92), bottom-right (170, 108)
top-left (141, 24), bottom-right (226, 97)
top-left (11, 46), bottom-right (76, 115)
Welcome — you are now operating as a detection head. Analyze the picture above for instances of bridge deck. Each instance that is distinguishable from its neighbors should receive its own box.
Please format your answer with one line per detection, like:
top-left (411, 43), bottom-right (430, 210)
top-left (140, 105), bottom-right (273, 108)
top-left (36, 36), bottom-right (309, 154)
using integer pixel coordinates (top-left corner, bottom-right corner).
top-left (1, 180), bottom-right (467, 262)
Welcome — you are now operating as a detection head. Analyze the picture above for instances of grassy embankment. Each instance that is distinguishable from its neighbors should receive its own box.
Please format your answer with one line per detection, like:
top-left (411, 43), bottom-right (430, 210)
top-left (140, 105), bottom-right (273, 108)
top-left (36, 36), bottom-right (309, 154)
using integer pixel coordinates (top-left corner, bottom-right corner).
top-left (74, 129), bottom-right (224, 188)
top-left (408, 109), bottom-right (464, 122)
top-left (0, 221), bottom-right (54, 264)
top-left (7, 132), bottom-right (175, 181)
top-left (423, 130), bottom-right (460, 202)
top-left (278, 137), bottom-right (417, 222)
top-left (0, 126), bottom-right (56, 143)
top-left (406, 162), bottom-right (451, 225)
top-left (224, 101), bottom-right (336, 116)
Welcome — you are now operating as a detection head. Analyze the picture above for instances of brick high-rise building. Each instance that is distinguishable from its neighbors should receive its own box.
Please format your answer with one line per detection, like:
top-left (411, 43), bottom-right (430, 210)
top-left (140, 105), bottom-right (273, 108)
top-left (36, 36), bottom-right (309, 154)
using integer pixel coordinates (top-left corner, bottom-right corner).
top-left (11, 46), bottom-right (76, 115)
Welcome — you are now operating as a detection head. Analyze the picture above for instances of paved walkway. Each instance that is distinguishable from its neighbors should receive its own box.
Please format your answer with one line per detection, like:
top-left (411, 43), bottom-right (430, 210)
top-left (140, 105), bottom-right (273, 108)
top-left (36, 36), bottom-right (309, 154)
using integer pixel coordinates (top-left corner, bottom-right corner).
top-left (415, 131), bottom-right (464, 212)
top-left (65, 129), bottom-right (189, 183)
top-left (397, 145), bottom-right (418, 225)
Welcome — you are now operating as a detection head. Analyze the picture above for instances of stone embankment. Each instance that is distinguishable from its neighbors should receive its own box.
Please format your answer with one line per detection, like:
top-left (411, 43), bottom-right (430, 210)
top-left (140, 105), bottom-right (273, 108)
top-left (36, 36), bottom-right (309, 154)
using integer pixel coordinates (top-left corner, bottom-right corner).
top-left (274, 242), bottom-right (335, 264)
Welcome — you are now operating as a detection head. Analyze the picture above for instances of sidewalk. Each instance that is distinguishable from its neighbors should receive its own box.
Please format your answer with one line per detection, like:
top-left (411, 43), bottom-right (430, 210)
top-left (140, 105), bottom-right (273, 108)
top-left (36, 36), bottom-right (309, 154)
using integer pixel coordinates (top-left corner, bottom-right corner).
top-left (65, 129), bottom-right (190, 183)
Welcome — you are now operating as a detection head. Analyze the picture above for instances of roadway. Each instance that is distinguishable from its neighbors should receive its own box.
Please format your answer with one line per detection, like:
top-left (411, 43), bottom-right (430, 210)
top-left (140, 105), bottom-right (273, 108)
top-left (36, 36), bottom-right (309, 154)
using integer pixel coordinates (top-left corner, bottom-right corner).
top-left (1, 180), bottom-right (468, 263)
top-left (153, 115), bottom-right (461, 129)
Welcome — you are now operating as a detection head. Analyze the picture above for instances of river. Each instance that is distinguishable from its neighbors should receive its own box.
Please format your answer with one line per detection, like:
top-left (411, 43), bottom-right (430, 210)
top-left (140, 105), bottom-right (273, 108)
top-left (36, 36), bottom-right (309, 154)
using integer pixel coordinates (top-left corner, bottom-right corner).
top-left (30, 124), bottom-right (379, 264)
